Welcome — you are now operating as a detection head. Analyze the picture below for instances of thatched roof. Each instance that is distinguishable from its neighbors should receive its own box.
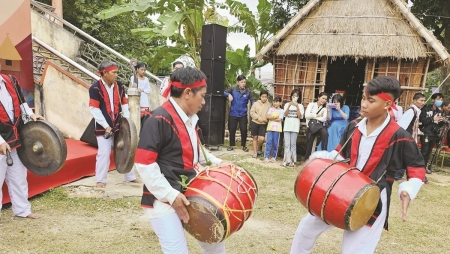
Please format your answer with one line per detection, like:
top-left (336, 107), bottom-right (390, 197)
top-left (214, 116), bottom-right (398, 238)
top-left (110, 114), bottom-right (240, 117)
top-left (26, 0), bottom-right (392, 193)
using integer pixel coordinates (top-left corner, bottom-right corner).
top-left (257, 0), bottom-right (450, 64)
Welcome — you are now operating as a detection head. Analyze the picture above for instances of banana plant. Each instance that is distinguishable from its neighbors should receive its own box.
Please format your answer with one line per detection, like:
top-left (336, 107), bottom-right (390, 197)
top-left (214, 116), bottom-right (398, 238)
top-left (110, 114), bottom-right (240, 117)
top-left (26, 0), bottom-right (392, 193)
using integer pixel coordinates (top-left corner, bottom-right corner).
top-left (98, 0), bottom-right (227, 68)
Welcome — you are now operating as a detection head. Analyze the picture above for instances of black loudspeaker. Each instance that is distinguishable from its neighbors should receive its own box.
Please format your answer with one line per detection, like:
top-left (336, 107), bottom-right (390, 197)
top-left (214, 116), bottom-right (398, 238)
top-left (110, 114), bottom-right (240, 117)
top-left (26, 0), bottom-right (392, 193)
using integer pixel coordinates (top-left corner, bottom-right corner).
top-left (200, 59), bottom-right (226, 95)
top-left (201, 24), bottom-right (227, 61)
top-left (198, 95), bottom-right (226, 146)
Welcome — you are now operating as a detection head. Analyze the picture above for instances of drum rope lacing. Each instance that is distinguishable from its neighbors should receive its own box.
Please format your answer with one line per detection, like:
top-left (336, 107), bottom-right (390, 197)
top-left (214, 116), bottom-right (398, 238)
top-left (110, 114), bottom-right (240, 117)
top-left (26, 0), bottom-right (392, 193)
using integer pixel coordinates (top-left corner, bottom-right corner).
top-left (186, 164), bottom-right (257, 239)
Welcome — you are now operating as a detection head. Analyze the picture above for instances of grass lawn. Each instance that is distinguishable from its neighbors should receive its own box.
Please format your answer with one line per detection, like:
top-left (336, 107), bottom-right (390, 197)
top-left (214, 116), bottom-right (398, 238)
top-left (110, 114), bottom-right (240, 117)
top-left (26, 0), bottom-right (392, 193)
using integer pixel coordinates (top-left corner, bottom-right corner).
top-left (1, 151), bottom-right (449, 253)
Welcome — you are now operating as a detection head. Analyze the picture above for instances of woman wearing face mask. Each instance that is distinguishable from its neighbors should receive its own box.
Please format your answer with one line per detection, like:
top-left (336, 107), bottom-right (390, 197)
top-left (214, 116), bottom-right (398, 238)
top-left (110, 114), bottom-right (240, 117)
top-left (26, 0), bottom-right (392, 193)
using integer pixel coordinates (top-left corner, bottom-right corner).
top-left (304, 92), bottom-right (328, 160)
top-left (282, 89), bottom-right (304, 167)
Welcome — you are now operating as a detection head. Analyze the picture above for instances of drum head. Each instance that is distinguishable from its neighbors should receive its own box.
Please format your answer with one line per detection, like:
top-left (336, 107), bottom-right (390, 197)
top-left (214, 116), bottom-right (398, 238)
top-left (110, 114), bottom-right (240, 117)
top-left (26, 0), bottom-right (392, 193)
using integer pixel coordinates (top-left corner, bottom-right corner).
top-left (184, 196), bottom-right (226, 243)
top-left (346, 184), bottom-right (380, 231)
top-left (17, 120), bottom-right (67, 176)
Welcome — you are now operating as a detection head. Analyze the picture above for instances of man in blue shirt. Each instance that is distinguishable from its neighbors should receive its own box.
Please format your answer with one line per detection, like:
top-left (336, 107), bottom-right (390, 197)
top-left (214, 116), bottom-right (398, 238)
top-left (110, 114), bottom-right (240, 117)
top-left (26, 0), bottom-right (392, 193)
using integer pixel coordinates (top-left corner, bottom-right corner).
top-left (224, 75), bottom-right (253, 152)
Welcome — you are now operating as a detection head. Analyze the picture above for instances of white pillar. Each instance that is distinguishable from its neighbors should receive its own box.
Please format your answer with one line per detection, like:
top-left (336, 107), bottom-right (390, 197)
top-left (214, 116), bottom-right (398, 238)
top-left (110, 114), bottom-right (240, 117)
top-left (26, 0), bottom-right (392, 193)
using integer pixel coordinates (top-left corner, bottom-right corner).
top-left (52, 0), bottom-right (63, 26)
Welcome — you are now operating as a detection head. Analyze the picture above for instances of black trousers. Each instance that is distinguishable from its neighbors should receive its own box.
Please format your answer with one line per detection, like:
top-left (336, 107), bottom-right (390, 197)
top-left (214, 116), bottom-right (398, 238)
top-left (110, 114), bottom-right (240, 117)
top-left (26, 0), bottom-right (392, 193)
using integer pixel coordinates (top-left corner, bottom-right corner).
top-left (305, 127), bottom-right (328, 160)
top-left (228, 115), bottom-right (248, 147)
top-left (420, 134), bottom-right (439, 168)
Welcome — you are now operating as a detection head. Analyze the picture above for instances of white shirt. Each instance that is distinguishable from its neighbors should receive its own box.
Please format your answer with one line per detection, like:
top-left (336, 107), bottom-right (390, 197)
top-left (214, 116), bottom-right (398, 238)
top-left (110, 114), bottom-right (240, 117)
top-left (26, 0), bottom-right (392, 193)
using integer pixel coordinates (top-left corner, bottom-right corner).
top-left (305, 102), bottom-right (327, 125)
top-left (130, 76), bottom-right (151, 108)
top-left (283, 103), bottom-right (304, 133)
top-left (0, 75), bottom-right (34, 144)
top-left (135, 97), bottom-right (222, 219)
top-left (397, 104), bottom-right (421, 130)
top-left (89, 79), bottom-right (130, 128)
top-left (393, 105), bottom-right (403, 122)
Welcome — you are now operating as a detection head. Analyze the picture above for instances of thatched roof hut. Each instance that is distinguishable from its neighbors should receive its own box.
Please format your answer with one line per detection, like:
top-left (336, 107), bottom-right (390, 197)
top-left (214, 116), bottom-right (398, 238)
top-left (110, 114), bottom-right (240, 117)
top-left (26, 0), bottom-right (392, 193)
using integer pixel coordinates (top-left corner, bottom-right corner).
top-left (257, 0), bottom-right (450, 109)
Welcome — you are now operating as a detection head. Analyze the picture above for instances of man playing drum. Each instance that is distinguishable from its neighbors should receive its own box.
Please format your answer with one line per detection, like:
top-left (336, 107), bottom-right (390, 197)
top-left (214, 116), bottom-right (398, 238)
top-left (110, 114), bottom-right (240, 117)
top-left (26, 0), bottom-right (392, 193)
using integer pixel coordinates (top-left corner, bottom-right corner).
top-left (290, 76), bottom-right (426, 253)
top-left (88, 61), bottom-right (141, 188)
top-left (134, 67), bottom-right (227, 253)
top-left (0, 67), bottom-right (44, 219)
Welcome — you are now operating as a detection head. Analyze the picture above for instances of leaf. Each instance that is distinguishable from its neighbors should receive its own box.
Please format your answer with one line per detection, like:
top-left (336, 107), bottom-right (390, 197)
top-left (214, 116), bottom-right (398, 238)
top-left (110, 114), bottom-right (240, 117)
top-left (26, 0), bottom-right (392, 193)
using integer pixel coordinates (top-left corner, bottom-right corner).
top-left (98, 1), bottom-right (157, 20)
top-left (157, 10), bottom-right (185, 37)
top-left (177, 175), bottom-right (189, 190)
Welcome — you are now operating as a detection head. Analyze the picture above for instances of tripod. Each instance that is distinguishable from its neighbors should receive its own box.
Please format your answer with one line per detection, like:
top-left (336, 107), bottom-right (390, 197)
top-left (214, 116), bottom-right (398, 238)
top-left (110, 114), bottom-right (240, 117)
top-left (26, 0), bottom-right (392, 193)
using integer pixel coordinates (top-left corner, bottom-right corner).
top-left (427, 121), bottom-right (450, 171)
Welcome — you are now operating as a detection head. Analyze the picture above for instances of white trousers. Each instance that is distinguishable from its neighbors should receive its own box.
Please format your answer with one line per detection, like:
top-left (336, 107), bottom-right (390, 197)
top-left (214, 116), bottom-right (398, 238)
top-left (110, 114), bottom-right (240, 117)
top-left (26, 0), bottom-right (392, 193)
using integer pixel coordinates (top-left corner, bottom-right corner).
top-left (96, 136), bottom-right (136, 183)
top-left (290, 189), bottom-right (387, 254)
top-left (150, 212), bottom-right (226, 254)
top-left (0, 149), bottom-right (32, 217)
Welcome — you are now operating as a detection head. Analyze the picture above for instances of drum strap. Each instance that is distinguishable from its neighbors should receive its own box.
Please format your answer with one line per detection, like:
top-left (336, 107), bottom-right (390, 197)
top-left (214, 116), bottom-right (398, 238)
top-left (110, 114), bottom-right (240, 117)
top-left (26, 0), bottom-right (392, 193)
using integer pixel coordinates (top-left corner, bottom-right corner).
top-left (334, 128), bottom-right (357, 161)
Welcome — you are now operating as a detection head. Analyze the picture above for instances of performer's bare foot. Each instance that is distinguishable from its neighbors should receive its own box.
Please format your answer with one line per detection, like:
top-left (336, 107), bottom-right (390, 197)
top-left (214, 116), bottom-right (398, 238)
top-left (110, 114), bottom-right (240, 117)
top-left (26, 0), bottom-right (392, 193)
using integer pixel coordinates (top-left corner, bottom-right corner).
top-left (129, 179), bottom-right (142, 184)
top-left (96, 182), bottom-right (106, 188)
top-left (26, 213), bottom-right (40, 219)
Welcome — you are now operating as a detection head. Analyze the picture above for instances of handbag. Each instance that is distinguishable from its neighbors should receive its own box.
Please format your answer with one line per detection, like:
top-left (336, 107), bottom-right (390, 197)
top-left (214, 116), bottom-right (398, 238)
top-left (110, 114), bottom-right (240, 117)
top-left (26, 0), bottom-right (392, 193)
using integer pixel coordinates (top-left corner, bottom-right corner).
top-left (308, 106), bottom-right (326, 134)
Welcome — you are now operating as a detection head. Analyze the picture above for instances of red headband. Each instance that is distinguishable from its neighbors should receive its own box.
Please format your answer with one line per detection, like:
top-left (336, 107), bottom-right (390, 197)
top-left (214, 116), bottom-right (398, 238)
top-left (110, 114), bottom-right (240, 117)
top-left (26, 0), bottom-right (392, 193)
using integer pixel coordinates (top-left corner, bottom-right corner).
top-left (162, 79), bottom-right (207, 98)
top-left (375, 92), bottom-right (398, 111)
top-left (98, 65), bottom-right (118, 74)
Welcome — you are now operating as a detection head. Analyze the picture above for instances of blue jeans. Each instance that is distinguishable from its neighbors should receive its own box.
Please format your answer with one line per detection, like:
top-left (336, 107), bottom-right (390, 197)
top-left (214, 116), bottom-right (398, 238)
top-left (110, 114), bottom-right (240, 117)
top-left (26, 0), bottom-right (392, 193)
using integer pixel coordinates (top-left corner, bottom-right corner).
top-left (264, 131), bottom-right (281, 158)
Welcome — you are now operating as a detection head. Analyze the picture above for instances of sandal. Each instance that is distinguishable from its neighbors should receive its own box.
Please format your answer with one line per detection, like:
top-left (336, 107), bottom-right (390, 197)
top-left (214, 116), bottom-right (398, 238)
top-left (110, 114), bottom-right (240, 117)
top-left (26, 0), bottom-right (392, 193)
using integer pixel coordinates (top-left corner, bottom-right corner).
top-left (252, 154), bottom-right (257, 158)
top-left (242, 147), bottom-right (249, 152)
top-left (227, 146), bottom-right (234, 151)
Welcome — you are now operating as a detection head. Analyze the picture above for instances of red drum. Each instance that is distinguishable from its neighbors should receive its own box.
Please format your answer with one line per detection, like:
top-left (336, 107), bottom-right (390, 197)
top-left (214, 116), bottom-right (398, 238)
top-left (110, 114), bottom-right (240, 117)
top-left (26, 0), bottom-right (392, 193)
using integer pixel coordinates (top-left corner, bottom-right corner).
top-left (183, 164), bottom-right (258, 243)
top-left (294, 159), bottom-right (380, 231)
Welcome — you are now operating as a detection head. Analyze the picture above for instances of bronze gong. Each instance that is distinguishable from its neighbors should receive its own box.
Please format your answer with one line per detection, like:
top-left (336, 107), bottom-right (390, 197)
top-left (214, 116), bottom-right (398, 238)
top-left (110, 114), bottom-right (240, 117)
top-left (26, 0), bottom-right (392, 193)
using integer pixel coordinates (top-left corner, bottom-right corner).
top-left (114, 117), bottom-right (138, 174)
top-left (17, 120), bottom-right (67, 176)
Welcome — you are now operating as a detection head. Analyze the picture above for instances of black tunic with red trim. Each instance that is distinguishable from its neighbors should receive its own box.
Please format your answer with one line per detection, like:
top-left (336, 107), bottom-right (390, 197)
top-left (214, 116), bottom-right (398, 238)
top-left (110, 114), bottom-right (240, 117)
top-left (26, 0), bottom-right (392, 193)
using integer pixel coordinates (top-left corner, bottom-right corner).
top-left (135, 100), bottom-right (199, 207)
top-left (0, 74), bottom-right (26, 149)
top-left (335, 117), bottom-right (426, 230)
top-left (88, 80), bottom-right (127, 135)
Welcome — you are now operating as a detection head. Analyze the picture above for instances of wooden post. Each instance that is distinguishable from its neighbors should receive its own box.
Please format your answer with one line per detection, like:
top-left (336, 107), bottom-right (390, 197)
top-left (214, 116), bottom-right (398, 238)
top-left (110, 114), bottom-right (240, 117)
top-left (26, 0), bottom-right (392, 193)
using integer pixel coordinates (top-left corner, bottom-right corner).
top-left (127, 88), bottom-right (141, 136)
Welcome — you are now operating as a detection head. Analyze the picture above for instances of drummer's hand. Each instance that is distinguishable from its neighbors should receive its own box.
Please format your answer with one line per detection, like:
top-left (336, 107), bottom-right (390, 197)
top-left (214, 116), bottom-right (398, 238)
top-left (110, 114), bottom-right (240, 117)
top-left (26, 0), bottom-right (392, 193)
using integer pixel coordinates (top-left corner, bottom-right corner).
top-left (0, 142), bottom-right (10, 155)
top-left (400, 191), bottom-right (411, 221)
top-left (30, 114), bottom-right (45, 121)
top-left (173, 193), bottom-right (190, 223)
top-left (105, 126), bottom-right (112, 134)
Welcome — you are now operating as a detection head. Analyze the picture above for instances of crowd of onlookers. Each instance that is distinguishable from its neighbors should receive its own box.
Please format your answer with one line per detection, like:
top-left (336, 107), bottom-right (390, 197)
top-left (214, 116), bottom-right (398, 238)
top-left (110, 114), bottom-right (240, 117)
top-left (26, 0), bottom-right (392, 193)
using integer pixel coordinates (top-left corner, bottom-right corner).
top-left (224, 74), bottom-right (450, 172)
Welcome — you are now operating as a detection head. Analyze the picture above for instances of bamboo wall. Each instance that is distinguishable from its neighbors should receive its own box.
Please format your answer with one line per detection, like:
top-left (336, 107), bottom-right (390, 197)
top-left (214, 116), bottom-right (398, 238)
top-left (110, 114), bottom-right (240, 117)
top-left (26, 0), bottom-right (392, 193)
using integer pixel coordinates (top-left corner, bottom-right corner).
top-left (274, 55), bottom-right (430, 110)
top-left (273, 55), bottom-right (327, 107)
top-left (365, 57), bottom-right (429, 109)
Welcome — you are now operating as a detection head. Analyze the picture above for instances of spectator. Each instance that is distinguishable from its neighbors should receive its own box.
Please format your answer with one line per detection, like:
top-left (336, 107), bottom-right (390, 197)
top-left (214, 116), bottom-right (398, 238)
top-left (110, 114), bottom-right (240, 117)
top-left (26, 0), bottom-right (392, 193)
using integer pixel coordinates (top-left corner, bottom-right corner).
top-left (224, 75), bottom-right (253, 152)
top-left (250, 90), bottom-right (271, 158)
top-left (304, 92), bottom-right (328, 160)
top-left (160, 61), bottom-right (184, 99)
top-left (282, 89), bottom-right (304, 167)
top-left (322, 94), bottom-right (349, 151)
top-left (395, 93), bottom-right (426, 180)
top-left (130, 62), bottom-right (152, 118)
top-left (392, 98), bottom-right (403, 121)
top-left (264, 96), bottom-right (284, 163)
top-left (419, 93), bottom-right (445, 173)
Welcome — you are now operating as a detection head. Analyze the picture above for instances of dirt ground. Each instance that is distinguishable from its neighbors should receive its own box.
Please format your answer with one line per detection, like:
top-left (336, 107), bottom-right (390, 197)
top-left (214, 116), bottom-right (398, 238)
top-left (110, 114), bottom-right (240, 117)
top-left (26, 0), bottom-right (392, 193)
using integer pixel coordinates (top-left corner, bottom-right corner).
top-left (1, 149), bottom-right (450, 253)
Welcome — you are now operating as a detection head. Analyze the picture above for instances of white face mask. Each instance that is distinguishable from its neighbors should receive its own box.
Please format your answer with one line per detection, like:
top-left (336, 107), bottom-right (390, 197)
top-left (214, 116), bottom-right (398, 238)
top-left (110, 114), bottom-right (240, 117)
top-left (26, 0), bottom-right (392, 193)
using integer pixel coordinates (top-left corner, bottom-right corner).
top-left (292, 97), bottom-right (298, 103)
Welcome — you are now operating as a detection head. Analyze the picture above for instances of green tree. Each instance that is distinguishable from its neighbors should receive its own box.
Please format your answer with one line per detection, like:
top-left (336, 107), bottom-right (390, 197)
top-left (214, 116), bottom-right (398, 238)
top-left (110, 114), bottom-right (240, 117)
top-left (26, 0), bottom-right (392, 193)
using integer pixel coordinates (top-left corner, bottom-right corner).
top-left (98, 0), bottom-right (228, 68)
top-left (270, 0), bottom-right (308, 30)
top-left (222, 0), bottom-right (275, 91)
top-left (39, 0), bottom-right (170, 75)
top-left (410, 0), bottom-right (450, 97)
